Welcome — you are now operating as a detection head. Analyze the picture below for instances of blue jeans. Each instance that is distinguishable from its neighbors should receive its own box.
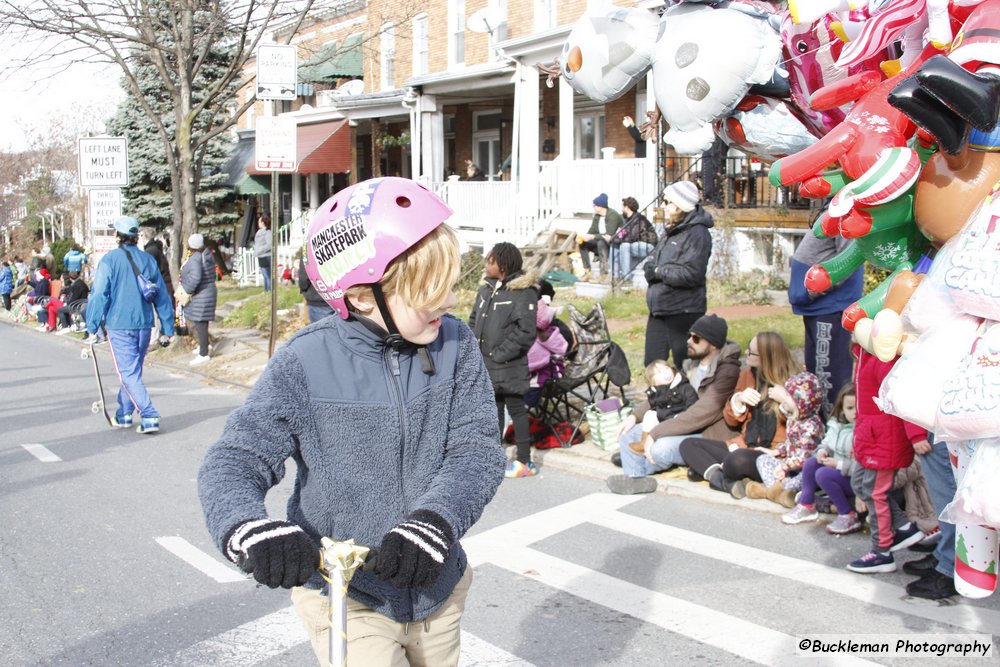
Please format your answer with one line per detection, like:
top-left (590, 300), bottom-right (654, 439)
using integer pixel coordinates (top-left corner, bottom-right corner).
top-left (307, 304), bottom-right (335, 323)
top-left (258, 256), bottom-right (272, 291)
top-left (618, 424), bottom-right (698, 477)
top-left (107, 329), bottom-right (158, 420)
top-left (920, 439), bottom-right (957, 577)
top-left (616, 242), bottom-right (653, 279)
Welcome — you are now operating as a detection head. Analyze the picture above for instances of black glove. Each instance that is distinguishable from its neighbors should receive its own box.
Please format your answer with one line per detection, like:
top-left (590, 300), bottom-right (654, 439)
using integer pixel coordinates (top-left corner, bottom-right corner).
top-left (371, 510), bottom-right (454, 590)
top-left (644, 263), bottom-right (659, 284)
top-left (225, 519), bottom-right (318, 589)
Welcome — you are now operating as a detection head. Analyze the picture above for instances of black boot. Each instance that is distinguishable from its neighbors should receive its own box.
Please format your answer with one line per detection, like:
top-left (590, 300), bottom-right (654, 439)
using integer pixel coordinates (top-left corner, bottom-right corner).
top-left (906, 570), bottom-right (957, 600)
top-left (704, 464), bottom-right (727, 492)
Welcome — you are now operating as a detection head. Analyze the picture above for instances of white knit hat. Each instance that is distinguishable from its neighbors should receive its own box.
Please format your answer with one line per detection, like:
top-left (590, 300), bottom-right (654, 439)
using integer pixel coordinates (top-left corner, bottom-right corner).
top-left (663, 180), bottom-right (700, 212)
top-left (188, 233), bottom-right (205, 250)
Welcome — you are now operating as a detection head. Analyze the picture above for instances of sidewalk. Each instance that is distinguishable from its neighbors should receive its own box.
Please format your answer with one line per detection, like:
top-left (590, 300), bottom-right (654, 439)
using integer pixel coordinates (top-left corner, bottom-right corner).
top-left (3, 299), bottom-right (792, 516)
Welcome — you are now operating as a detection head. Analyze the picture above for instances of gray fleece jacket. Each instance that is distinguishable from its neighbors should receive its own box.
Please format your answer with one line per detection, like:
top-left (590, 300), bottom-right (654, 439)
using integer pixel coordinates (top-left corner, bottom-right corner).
top-left (198, 313), bottom-right (505, 622)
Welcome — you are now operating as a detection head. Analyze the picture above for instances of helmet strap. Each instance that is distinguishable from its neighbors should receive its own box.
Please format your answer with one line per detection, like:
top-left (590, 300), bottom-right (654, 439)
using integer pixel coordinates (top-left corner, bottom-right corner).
top-left (371, 283), bottom-right (436, 375)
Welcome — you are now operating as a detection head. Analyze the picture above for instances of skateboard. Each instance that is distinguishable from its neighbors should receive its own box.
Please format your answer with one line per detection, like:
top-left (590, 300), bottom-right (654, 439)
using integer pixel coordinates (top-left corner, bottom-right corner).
top-left (87, 341), bottom-right (115, 427)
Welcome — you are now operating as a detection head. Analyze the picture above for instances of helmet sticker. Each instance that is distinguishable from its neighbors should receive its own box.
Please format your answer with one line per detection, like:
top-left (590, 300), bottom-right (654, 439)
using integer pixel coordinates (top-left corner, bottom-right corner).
top-left (310, 181), bottom-right (378, 287)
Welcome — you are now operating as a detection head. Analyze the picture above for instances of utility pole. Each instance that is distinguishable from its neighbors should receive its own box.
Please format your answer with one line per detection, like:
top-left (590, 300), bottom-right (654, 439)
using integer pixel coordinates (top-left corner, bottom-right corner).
top-left (253, 43), bottom-right (298, 357)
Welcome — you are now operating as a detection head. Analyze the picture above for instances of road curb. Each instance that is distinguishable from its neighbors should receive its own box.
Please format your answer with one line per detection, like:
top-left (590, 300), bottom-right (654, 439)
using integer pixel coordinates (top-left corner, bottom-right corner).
top-left (535, 443), bottom-right (787, 516)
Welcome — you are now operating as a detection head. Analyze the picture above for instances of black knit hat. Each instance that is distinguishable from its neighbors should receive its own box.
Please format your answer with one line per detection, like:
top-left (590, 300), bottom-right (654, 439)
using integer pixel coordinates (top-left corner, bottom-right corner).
top-left (689, 314), bottom-right (728, 350)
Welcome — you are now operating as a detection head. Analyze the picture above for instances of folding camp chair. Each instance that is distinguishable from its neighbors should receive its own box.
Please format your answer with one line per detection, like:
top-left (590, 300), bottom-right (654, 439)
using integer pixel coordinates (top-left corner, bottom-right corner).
top-left (531, 303), bottom-right (631, 447)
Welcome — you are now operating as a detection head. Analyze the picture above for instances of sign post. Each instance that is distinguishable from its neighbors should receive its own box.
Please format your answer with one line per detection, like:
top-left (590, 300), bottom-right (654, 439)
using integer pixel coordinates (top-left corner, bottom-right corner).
top-left (255, 44), bottom-right (298, 357)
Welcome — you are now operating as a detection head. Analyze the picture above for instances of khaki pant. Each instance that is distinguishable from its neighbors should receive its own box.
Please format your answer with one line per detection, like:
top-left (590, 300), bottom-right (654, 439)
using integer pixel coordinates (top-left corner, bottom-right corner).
top-left (291, 568), bottom-right (472, 667)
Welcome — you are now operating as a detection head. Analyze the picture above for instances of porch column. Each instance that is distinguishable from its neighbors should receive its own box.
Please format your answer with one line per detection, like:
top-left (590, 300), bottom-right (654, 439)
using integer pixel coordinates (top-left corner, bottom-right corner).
top-left (558, 77), bottom-right (575, 217)
top-left (406, 99), bottom-right (420, 181)
top-left (419, 94), bottom-right (442, 183)
top-left (309, 174), bottom-right (320, 209)
top-left (516, 63), bottom-right (540, 245)
top-left (291, 174), bottom-right (302, 218)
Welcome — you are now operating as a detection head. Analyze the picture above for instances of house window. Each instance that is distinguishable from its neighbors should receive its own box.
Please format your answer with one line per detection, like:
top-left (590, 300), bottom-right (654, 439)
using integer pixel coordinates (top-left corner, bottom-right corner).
top-left (575, 112), bottom-right (605, 159)
top-left (380, 23), bottom-right (395, 91)
top-left (473, 109), bottom-right (502, 180)
top-left (412, 14), bottom-right (429, 76)
top-left (448, 0), bottom-right (465, 67)
top-left (534, 0), bottom-right (556, 32)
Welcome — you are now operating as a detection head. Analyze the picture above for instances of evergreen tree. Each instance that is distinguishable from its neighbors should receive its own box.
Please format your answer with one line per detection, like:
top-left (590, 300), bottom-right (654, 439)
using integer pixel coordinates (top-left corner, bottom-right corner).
top-left (107, 15), bottom-right (239, 234)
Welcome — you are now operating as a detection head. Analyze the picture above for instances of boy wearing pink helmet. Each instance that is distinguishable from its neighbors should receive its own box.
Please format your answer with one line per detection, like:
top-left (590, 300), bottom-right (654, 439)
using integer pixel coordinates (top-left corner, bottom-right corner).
top-left (198, 178), bottom-right (505, 665)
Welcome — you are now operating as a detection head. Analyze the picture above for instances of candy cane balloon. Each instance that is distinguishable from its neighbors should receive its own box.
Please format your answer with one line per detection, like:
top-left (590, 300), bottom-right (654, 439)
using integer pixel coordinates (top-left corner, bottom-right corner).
top-left (946, 441), bottom-right (998, 598)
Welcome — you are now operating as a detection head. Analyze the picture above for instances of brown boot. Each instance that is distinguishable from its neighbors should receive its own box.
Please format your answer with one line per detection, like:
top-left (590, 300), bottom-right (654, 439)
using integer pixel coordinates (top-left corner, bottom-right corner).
top-left (745, 481), bottom-right (768, 499)
top-left (766, 482), bottom-right (797, 508)
top-left (628, 432), bottom-right (650, 455)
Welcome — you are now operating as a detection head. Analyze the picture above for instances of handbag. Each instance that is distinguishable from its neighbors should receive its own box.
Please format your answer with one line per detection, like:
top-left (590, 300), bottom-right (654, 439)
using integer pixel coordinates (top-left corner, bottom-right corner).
top-left (174, 284), bottom-right (192, 308)
top-left (123, 249), bottom-right (159, 302)
top-left (744, 402), bottom-right (778, 448)
top-left (585, 398), bottom-right (633, 452)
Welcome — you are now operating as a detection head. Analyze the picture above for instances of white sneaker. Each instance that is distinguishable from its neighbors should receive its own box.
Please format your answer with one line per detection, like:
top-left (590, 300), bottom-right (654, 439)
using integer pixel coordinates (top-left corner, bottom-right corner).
top-left (35, 324), bottom-right (48, 332)
top-left (55, 326), bottom-right (73, 336)
top-left (189, 354), bottom-right (210, 366)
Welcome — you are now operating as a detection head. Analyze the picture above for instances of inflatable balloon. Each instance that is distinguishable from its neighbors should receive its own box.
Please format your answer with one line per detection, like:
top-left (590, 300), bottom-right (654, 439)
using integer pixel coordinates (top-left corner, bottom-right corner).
top-left (781, 13), bottom-right (887, 138)
top-left (942, 441), bottom-right (999, 599)
top-left (555, 7), bottom-right (659, 103)
top-left (663, 123), bottom-right (717, 156)
top-left (712, 95), bottom-right (816, 162)
top-left (651, 2), bottom-right (783, 133)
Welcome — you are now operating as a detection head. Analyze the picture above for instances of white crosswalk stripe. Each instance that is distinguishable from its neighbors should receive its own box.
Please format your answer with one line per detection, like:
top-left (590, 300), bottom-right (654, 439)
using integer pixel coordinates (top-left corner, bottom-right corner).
top-left (21, 443), bottom-right (61, 462)
top-left (160, 494), bottom-right (997, 665)
top-left (155, 604), bottom-right (531, 667)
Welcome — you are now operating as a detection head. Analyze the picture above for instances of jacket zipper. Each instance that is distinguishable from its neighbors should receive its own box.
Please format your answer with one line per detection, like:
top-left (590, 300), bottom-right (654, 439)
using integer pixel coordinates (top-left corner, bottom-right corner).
top-left (384, 346), bottom-right (416, 621)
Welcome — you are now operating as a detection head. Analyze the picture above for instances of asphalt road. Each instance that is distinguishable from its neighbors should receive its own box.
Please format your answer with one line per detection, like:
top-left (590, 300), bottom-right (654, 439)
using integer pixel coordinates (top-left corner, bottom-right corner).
top-left (2, 322), bottom-right (999, 666)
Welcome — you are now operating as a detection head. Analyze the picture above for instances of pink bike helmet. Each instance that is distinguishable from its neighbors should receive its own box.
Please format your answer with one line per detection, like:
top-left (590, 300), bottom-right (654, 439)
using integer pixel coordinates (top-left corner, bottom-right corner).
top-left (305, 177), bottom-right (453, 319)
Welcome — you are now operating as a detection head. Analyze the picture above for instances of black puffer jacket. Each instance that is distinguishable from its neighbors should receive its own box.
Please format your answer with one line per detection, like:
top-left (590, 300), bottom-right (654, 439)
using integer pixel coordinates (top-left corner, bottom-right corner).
top-left (468, 271), bottom-right (538, 395)
top-left (645, 206), bottom-right (713, 317)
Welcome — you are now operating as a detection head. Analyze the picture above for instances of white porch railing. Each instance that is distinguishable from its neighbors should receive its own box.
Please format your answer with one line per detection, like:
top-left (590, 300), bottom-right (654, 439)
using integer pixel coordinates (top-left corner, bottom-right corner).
top-left (552, 157), bottom-right (659, 215)
top-left (234, 158), bottom-right (658, 284)
top-left (234, 210), bottom-right (312, 287)
top-left (432, 179), bottom-right (557, 252)
top-left (433, 156), bottom-right (656, 252)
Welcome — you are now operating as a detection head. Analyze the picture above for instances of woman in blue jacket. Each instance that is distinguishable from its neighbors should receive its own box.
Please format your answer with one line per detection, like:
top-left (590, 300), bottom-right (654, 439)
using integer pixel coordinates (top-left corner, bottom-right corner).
top-left (0, 261), bottom-right (12, 310)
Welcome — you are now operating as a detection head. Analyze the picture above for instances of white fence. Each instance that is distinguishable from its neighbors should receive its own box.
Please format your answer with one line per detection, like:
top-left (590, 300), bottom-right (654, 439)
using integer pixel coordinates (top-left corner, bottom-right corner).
top-left (430, 179), bottom-right (557, 252)
top-left (233, 213), bottom-right (307, 287)
top-left (233, 157), bottom-right (660, 283)
top-left (432, 156), bottom-right (656, 252)
top-left (550, 156), bottom-right (659, 214)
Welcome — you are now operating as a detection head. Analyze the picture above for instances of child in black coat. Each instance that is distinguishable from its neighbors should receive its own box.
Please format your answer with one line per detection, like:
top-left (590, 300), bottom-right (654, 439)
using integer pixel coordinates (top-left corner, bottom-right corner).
top-left (628, 359), bottom-right (699, 457)
top-left (469, 243), bottom-right (539, 478)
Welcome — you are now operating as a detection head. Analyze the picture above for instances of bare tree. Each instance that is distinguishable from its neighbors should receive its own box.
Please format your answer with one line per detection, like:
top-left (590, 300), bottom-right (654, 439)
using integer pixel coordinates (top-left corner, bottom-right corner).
top-left (0, 0), bottom-right (315, 277)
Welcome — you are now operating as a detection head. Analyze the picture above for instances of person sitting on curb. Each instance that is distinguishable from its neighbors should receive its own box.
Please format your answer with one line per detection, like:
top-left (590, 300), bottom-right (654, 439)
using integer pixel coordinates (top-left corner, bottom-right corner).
top-left (623, 359), bottom-right (700, 457)
top-left (607, 314), bottom-right (741, 495)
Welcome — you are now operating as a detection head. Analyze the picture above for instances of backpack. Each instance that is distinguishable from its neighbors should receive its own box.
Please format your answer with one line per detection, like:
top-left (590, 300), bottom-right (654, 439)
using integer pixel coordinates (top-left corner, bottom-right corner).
top-left (607, 342), bottom-right (631, 388)
top-left (123, 249), bottom-right (159, 302)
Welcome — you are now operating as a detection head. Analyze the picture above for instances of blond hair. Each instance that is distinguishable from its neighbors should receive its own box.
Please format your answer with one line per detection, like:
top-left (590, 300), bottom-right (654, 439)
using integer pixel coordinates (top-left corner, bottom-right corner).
top-left (345, 224), bottom-right (460, 311)
top-left (644, 359), bottom-right (672, 387)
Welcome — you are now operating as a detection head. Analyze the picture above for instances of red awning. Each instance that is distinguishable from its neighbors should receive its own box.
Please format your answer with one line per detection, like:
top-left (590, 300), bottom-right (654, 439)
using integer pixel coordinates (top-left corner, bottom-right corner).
top-left (247, 120), bottom-right (351, 175)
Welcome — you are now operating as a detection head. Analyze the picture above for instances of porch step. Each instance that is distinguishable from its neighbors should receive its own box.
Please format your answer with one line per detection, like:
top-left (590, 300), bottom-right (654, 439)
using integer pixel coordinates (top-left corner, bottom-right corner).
top-left (522, 228), bottom-right (579, 276)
